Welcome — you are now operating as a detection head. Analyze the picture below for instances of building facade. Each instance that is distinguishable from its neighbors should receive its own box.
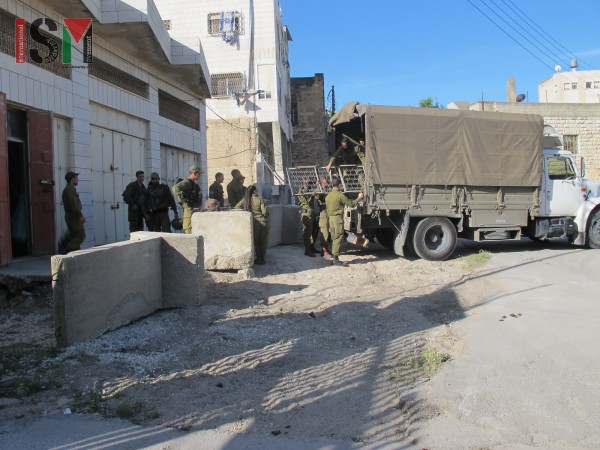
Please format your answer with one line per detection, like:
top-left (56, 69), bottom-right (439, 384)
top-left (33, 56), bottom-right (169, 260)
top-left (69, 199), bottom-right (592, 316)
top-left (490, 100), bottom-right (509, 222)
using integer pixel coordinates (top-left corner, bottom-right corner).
top-left (154, 0), bottom-right (293, 203)
top-left (539, 67), bottom-right (600, 104)
top-left (0, 0), bottom-right (210, 265)
top-left (290, 73), bottom-right (328, 166)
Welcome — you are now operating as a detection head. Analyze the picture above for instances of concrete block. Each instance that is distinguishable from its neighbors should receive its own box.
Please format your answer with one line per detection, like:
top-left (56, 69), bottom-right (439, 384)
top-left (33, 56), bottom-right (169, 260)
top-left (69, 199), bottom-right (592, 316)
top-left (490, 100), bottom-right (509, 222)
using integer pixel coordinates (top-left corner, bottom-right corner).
top-left (191, 211), bottom-right (254, 270)
top-left (53, 239), bottom-right (162, 347)
top-left (130, 232), bottom-right (205, 307)
top-left (282, 205), bottom-right (302, 245)
top-left (266, 204), bottom-right (283, 248)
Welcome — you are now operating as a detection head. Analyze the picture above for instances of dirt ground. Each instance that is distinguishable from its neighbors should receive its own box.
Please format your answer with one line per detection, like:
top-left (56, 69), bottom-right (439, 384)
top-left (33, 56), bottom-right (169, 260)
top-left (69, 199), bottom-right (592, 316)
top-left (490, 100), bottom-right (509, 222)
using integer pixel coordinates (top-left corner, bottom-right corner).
top-left (0, 241), bottom-right (486, 446)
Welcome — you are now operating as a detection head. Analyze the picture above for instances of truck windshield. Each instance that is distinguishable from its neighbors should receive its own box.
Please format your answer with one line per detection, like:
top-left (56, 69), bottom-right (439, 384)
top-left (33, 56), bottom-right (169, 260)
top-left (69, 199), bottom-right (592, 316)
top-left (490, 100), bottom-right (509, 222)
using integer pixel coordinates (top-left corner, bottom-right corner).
top-left (547, 156), bottom-right (576, 180)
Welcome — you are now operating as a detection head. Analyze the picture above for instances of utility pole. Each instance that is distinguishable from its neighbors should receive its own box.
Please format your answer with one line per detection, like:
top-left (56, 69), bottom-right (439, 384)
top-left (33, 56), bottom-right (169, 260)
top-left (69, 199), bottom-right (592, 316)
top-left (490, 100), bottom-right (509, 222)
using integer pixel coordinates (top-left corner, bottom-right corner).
top-left (331, 85), bottom-right (336, 114)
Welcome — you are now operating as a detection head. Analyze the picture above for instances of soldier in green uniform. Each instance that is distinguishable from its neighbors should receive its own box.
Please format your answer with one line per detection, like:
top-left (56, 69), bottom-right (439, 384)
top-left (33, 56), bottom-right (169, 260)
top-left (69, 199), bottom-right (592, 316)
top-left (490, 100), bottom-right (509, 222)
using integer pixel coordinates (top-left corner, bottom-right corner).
top-left (61, 171), bottom-right (85, 252)
top-left (172, 165), bottom-right (203, 234)
top-left (325, 137), bottom-right (365, 172)
top-left (147, 172), bottom-right (179, 232)
top-left (123, 170), bottom-right (150, 233)
top-left (236, 184), bottom-right (269, 265)
top-left (325, 177), bottom-right (364, 266)
top-left (209, 172), bottom-right (225, 208)
top-left (297, 177), bottom-right (320, 257)
top-left (316, 176), bottom-right (333, 260)
top-left (227, 169), bottom-right (246, 207)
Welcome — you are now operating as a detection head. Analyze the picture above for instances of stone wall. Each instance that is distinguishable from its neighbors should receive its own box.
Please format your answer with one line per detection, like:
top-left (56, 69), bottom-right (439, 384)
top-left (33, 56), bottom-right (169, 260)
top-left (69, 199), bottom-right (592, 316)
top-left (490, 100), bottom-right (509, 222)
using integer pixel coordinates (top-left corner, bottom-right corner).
top-left (291, 74), bottom-right (329, 166)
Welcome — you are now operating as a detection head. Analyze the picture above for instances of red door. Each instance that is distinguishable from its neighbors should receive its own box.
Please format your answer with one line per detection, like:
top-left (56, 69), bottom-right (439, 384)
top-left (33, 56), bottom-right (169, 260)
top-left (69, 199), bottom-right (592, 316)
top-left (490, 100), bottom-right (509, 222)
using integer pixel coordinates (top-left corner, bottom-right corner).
top-left (28, 110), bottom-right (55, 256)
top-left (0, 92), bottom-right (10, 264)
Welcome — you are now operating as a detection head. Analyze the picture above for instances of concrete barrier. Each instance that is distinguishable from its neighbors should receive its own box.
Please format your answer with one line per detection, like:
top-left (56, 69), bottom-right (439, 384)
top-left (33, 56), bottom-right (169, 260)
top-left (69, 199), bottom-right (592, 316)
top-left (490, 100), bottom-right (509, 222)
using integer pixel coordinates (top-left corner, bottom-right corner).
top-left (266, 204), bottom-right (283, 248)
top-left (282, 205), bottom-right (302, 245)
top-left (191, 211), bottom-right (253, 270)
top-left (52, 233), bottom-right (205, 346)
top-left (129, 232), bottom-right (205, 308)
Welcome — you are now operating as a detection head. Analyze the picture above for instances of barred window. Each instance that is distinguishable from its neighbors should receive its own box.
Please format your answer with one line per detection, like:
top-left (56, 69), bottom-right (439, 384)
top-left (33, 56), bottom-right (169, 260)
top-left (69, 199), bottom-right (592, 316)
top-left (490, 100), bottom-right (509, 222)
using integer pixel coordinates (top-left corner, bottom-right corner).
top-left (210, 72), bottom-right (245, 97)
top-left (207, 12), bottom-right (244, 35)
top-left (89, 58), bottom-right (149, 98)
top-left (563, 135), bottom-right (579, 153)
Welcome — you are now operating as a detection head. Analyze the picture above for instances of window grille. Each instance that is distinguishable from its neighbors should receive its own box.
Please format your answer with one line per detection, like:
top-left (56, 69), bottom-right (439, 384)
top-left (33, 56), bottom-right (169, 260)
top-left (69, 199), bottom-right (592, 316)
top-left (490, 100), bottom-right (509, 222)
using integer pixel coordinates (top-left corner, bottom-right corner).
top-left (89, 58), bottom-right (149, 98)
top-left (158, 90), bottom-right (200, 130)
top-left (164, 20), bottom-right (171, 30)
top-left (207, 12), bottom-right (244, 35)
top-left (0, 10), bottom-right (71, 79)
top-left (563, 135), bottom-right (579, 153)
top-left (210, 73), bottom-right (245, 97)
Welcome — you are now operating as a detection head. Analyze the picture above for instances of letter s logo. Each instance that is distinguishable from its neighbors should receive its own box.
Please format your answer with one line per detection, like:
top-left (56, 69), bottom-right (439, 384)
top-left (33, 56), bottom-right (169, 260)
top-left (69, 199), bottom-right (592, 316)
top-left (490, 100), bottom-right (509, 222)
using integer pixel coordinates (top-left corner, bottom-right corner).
top-left (30, 18), bottom-right (59, 64)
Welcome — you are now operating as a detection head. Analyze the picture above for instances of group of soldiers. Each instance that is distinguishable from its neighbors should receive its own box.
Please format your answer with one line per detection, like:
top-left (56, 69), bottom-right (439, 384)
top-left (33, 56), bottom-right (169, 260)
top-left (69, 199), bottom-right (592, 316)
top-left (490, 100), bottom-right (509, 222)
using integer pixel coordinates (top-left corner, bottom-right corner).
top-left (297, 136), bottom-right (367, 266)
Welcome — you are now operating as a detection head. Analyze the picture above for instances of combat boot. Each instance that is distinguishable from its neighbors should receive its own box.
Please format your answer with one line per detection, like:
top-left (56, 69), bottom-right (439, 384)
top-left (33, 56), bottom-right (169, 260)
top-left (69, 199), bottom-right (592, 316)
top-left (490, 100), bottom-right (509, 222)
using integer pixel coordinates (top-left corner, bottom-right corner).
top-left (331, 256), bottom-right (347, 267)
top-left (309, 244), bottom-right (320, 254)
top-left (304, 247), bottom-right (316, 257)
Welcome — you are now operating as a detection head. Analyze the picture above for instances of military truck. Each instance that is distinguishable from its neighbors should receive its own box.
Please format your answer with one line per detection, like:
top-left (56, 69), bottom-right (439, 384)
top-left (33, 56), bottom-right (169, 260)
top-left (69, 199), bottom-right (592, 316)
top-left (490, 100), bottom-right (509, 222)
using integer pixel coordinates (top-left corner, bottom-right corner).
top-left (297, 103), bottom-right (600, 261)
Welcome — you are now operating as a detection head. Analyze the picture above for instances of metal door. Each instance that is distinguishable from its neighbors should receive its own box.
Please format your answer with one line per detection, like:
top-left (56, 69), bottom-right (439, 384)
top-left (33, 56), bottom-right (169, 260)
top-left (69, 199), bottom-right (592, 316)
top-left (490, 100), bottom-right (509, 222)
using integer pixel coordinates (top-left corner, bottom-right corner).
top-left (28, 110), bottom-right (55, 256)
top-left (91, 126), bottom-right (146, 244)
top-left (542, 155), bottom-right (584, 216)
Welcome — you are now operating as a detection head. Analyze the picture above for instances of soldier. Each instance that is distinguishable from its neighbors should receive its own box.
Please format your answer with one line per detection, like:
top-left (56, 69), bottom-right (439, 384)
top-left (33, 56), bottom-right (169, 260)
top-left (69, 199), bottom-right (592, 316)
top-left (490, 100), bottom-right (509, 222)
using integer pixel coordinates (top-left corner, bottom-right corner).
top-left (316, 176), bottom-right (333, 260)
top-left (325, 177), bottom-right (364, 266)
top-left (325, 137), bottom-right (365, 172)
top-left (297, 177), bottom-right (319, 257)
top-left (226, 169), bottom-right (246, 207)
top-left (123, 170), bottom-right (150, 232)
top-left (146, 172), bottom-right (179, 232)
top-left (61, 171), bottom-right (85, 252)
top-left (209, 172), bottom-right (225, 208)
top-left (172, 165), bottom-right (203, 234)
top-left (235, 184), bottom-right (269, 265)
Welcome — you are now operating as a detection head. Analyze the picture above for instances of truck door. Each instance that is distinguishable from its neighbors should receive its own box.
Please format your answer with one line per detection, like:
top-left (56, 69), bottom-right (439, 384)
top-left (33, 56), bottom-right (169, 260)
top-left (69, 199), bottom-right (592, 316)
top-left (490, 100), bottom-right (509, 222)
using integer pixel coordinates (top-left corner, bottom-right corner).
top-left (542, 155), bottom-right (583, 216)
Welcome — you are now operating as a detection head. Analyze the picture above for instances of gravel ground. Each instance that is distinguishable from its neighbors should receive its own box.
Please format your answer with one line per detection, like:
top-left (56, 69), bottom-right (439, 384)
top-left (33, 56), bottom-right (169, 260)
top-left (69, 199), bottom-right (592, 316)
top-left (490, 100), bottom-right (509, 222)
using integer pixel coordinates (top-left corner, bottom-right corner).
top-left (0, 241), bottom-right (483, 446)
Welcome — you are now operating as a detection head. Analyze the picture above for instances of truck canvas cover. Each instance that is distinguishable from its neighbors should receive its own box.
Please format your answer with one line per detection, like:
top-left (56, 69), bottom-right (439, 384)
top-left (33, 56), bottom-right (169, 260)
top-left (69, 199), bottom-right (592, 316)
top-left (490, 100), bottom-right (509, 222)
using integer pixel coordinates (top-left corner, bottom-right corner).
top-left (354, 105), bottom-right (543, 187)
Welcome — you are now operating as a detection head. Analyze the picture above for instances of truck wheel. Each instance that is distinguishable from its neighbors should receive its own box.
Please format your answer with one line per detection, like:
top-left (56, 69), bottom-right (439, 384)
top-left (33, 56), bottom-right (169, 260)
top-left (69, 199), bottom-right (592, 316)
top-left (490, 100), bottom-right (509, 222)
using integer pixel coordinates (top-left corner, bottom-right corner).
top-left (412, 217), bottom-right (457, 261)
top-left (586, 209), bottom-right (600, 249)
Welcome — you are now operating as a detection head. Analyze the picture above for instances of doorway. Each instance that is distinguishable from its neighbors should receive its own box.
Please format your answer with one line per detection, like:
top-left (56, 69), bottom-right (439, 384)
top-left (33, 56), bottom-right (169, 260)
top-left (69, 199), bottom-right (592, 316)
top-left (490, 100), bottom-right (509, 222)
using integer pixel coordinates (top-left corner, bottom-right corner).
top-left (8, 140), bottom-right (31, 257)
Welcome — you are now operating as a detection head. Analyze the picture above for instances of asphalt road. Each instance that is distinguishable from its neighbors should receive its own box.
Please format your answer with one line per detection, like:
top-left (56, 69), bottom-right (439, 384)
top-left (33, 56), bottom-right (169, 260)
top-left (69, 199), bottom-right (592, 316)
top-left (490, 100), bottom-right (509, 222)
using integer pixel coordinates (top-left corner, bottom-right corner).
top-left (414, 239), bottom-right (600, 449)
top-left (1, 239), bottom-right (599, 449)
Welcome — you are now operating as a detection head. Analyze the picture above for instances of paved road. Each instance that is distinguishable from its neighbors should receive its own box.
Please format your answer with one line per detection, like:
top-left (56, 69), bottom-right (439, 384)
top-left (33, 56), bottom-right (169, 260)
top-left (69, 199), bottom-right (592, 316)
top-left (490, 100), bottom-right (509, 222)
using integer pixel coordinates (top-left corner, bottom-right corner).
top-left (1, 240), bottom-right (598, 449)
top-left (414, 240), bottom-right (600, 449)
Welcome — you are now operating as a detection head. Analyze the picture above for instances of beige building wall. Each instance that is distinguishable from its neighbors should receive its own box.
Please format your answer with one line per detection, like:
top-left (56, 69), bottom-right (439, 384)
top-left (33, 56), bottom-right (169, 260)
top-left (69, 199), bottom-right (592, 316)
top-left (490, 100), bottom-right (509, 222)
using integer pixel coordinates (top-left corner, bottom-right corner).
top-left (539, 69), bottom-right (600, 104)
top-left (290, 74), bottom-right (328, 166)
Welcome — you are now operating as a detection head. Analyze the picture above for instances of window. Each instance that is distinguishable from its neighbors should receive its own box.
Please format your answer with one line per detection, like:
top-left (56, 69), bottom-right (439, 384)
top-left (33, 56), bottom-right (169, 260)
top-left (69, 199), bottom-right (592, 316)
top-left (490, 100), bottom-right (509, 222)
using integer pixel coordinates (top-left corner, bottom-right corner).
top-left (595, 81), bottom-right (600, 89)
top-left (210, 73), bottom-right (245, 97)
top-left (258, 91), bottom-right (271, 99)
top-left (164, 20), bottom-right (171, 30)
top-left (564, 82), bottom-right (571, 90)
top-left (547, 156), bottom-right (576, 180)
top-left (563, 135), bottom-right (579, 153)
top-left (207, 12), bottom-right (244, 35)
top-left (572, 82), bottom-right (578, 90)
top-left (586, 81), bottom-right (592, 89)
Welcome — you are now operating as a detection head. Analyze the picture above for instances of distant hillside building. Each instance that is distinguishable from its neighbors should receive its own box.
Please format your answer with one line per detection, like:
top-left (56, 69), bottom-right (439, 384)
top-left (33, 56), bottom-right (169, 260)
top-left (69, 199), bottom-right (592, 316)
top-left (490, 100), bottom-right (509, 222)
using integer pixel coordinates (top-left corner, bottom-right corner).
top-left (290, 74), bottom-right (328, 166)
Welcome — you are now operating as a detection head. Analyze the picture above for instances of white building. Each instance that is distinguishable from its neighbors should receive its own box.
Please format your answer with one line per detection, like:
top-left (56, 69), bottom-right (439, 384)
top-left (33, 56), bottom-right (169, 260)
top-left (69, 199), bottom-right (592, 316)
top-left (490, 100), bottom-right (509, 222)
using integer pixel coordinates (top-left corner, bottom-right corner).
top-left (0, 0), bottom-right (210, 264)
top-left (539, 63), bottom-right (600, 104)
top-left (154, 0), bottom-right (293, 201)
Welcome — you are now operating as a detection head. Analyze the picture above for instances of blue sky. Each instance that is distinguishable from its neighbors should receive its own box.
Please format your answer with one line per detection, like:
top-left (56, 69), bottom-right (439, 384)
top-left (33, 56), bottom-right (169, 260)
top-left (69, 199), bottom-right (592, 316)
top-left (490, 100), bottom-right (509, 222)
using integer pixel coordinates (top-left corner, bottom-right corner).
top-left (279, 0), bottom-right (600, 109)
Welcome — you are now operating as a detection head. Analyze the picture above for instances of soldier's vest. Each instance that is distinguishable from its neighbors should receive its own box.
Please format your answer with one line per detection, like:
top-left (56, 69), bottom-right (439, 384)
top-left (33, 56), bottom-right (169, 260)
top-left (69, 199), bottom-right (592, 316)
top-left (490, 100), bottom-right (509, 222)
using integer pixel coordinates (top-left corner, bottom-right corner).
top-left (148, 185), bottom-right (169, 212)
top-left (182, 180), bottom-right (201, 207)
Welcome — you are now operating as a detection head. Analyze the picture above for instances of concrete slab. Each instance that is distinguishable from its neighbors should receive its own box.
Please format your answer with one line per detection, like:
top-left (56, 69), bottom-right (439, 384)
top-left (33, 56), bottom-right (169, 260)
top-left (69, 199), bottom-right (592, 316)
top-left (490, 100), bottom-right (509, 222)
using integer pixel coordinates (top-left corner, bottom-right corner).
top-left (130, 232), bottom-right (206, 307)
top-left (282, 205), bottom-right (302, 245)
top-left (266, 204), bottom-right (283, 247)
top-left (53, 239), bottom-right (162, 347)
top-left (0, 256), bottom-right (51, 293)
top-left (191, 211), bottom-right (254, 270)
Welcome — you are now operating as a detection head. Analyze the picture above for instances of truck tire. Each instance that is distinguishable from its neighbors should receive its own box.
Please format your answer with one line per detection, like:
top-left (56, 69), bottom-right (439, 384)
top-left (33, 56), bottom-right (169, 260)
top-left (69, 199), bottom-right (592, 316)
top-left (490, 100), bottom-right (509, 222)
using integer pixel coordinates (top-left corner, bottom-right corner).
top-left (412, 217), bottom-right (457, 261)
top-left (586, 208), bottom-right (600, 249)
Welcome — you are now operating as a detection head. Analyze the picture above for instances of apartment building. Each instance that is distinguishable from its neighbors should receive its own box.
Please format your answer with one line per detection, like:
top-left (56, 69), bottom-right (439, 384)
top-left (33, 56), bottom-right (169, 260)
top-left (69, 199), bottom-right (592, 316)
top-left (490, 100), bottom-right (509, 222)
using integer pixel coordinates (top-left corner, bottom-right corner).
top-left (0, 0), bottom-right (210, 264)
top-left (155, 0), bottom-right (293, 202)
